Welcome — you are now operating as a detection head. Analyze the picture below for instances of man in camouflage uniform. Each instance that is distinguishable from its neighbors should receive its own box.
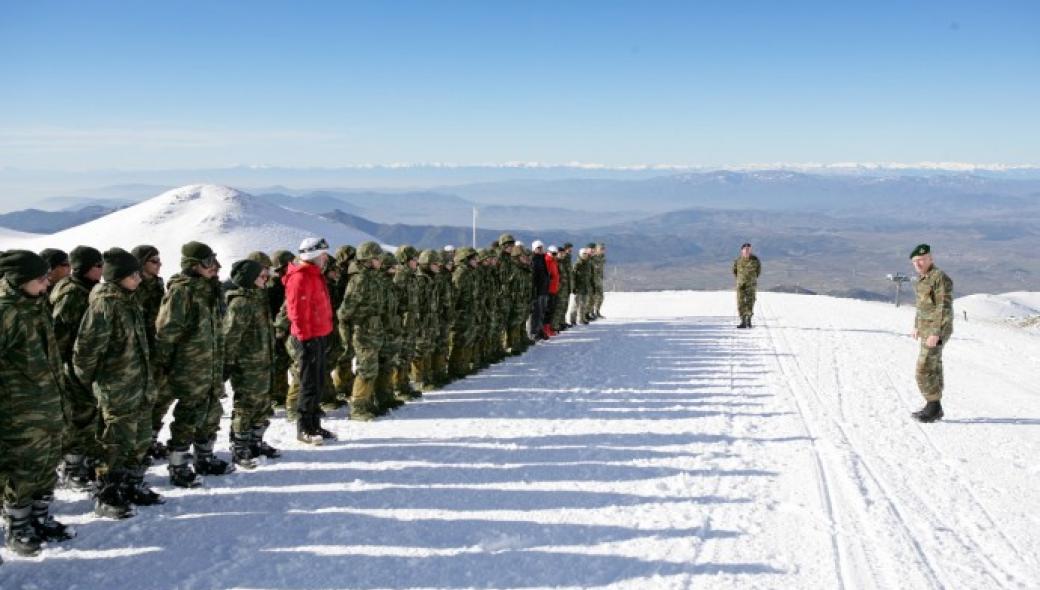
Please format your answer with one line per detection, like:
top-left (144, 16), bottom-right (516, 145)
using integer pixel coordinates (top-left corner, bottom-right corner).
top-left (508, 244), bottom-right (533, 353)
top-left (432, 250), bottom-right (456, 385)
top-left (413, 249), bottom-right (442, 391)
top-left (268, 250), bottom-right (295, 408)
top-left (393, 246), bottom-right (423, 399)
top-left (909, 244), bottom-right (954, 423)
top-left (331, 245), bottom-right (357, 400)
top-left (223, 259), bottom-right (278, 468)
top-left (375, 252), bottom-right (406, 411)
top-left (0, 251), bottom-right (73, 556)
top-left (552, 243), bottom-right (574, 332)
top-left (732, 242), bottom-right (761, 328)
top-left (154, 241), bottom-right (229, 487)
top-left (39, 248), bottom-right (70, 310)
top-left (74, 248), bottom-right (162, 518)
top-left (337, 242), bottom-right (388, 421)
top-left (51, 245), bottom-right (103, 491)
top-left (321, 255), bottom-right (347, 410)
top-left (241, 250), bottom-right (281, 459)
top-left (590, 242), bottom-right (607, 319)
top-left (449, 247), bottom-right (480, 377)
top-left (572, 247), bottom-right (593, 325)
top-left (130, 245), bottom-right (173, 461)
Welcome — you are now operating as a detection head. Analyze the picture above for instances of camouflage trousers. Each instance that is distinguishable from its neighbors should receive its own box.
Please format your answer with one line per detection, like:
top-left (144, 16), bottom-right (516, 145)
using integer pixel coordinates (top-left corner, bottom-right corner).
top-left (168, 385), bottom-right (223, 449)
top-left (916, 342), bottom-right (945, 402)
top-left (553, 289), bottom-right (571, 328)
top-left (231, 383), bottom-right (271, 434)
top-left (1, 420), bottom-right (62, 507)
top-left (271, 339), bottom-right (291, 406)
top-left (61, 365), bottom-right (99, 458)
top-left (150, 376), bottom-right (177, 435)
top-left (737, 284), bottom-right (757, 317)
top-left (573, 293), bottom-right (591, 323)
top-left (591, 286), bottom-right (604, 313)
top-left (96, 386), bottom-right (153, 476)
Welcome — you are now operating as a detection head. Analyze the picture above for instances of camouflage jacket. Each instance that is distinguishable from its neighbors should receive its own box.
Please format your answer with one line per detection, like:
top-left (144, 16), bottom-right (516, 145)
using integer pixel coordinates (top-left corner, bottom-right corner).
top-left (592, 254), bottom-right (606, 289)
top-left (133, 274), bottom-right (165, 354)
top-left (451, 264), bottom-right (479, 342)
top-left (72, 282), bottom-right (152, 403)
top-left (223, 286), bottom-right (275, 393)
top-left (915, 266), bottom-right (954, 339)
top-left (572, 257), bottom-right (592, 295)
top-left (0, 279), bottom-right (64, 436)
top-left (513, 261), bottom-right (532, 319)
top-left (50, 275), bottom-right (96, 363)
top-left (393, 267), bottom-right (421, 335)
top-left (415, 270), bottom-right (440, 352)
top-left (338, 265), bottom-right (386, 349)
top-left (732, 255), bottom-right (761, 286)
top-left (435, 269), bottom-right (455, 340)
top-left (558, 255), bottom-right (573, 294)
top-left (154, 272), bottom-right (224, 396)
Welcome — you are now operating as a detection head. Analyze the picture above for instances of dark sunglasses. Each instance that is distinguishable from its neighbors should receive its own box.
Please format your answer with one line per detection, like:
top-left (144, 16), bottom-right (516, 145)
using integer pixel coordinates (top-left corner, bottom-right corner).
top-left (199, 254), bottom-right (218, 268)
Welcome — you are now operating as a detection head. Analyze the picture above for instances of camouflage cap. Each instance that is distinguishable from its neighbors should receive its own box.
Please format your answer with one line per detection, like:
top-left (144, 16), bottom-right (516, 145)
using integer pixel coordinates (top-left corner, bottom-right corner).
top-left (356, 241), bottom-right (383, 262)
top-left (910, 243), bottom-right (931, 259)
top-left (380, 252), bottom-right (398, 268)
top-left (335, 245), bottom-right (356, 264)
top-left (246, 250), bottom-right (273, 268)
top-left (453, 246), bottom-right (476, 265)
top-left (101, 248), bottom-right (140, 283)
top-left (0, 250), bottom-right (49, 285)
top-left (271, 249), bottom-right (295, 268)
top-left (181, 241), bottom-right (214, 262)
top-left (396, 244), bottom-right (419, 264)
top-left (498, 233), bottom-right (516, 247)
top-left (417, 249), bottom-right (438, 266)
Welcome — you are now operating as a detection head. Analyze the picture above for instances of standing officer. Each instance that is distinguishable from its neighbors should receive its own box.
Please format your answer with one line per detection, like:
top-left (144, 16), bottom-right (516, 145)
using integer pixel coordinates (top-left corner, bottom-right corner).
top-left (909, 244), bottom-right (953, 423)
top-left (732, 242), bottom-right (761, 328)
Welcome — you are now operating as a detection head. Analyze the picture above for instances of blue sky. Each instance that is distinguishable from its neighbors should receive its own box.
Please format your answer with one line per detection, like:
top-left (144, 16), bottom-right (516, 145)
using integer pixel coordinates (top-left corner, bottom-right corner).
top-left (1, 0), bottom-right (1037, 170)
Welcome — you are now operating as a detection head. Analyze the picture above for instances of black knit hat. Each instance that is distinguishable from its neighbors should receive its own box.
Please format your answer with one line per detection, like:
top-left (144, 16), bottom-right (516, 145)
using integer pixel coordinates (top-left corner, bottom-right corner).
top-left (0, 250), bottom-right (50, 285)
top-left (131, 244), bottom-right (159, 264)
top-left (69, 245), bottom-right (103, 272)
top-left (909, 243), bottom-right (930, 259)
top-left (231, 259), bottom-right (263, 289)
top-left (38, 248), bottom-right (69, 270)
top-left (102, 248), bottom-right (141, 283)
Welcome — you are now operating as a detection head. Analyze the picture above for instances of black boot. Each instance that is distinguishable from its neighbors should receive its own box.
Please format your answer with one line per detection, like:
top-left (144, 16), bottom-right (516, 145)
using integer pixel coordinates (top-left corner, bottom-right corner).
top-left (232, 432), bottom-right (258, 470)
top-left (58, 454), bottom-right (93, 492)
top-left (31, 494), bottom-right (75, 542)
top-left (125, 467), bottom-right (164, 506)
top-left (746, 316), bottom-right (753, 329)
top-left (252, 423), bottom-right (281, 458)
top-left (4, 504), bottom-right (43, 556)
top-left (94, 472), bottom-right (135, 519)
top-left (167, 446), bottom-right (201, 488)
top-left (194, 438), bottom-right (235, 476)
top-left (737, 317), bottom-right (748, 329)
top-left (148, 430), bottom-right (169, 460)
top-left (912, 401), bottom-right (944, 423)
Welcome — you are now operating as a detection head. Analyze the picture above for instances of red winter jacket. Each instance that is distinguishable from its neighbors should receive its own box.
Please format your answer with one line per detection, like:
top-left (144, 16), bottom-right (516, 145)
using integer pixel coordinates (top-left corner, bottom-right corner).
top-left (546, 254), bottom-right (560, 295)
top-left (283, 261), bottom-right (333, 341)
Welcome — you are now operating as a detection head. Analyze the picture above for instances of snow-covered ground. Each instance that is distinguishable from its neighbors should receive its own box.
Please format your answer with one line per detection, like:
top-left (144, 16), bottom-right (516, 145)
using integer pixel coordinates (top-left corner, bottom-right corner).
top-left (2, 291), bottom-right (1038, 589)
top-left (956, 292), bottom-right (1040, 327)
top-left (0, 185), bottom-right (380, 277)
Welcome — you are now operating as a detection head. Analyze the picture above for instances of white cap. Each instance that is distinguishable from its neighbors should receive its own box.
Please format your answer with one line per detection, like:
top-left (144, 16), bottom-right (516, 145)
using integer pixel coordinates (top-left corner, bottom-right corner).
top-left (532, 240), bottom-right (544, 250)
top-left (298, 237), bottom-right (329, 261)
top-left (548, 245), bottom-right (559, 253)
top-left (443, 245), bottom-right (456, 252)
top-left (514, 240), bottom-right (525, 248)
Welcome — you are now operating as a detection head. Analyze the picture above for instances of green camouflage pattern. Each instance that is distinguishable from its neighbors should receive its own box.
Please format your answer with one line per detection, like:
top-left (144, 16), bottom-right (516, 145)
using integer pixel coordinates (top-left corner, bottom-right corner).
top-left (154, 272), bottom-right (225, 447)
top-left (915, 266), bottom-right (954, 401)
top-left (338, 264), bottom-right (387, 381)
top-left (224, 285), bottom-right (276, 433)
top-left (73, 282), bottom-right (153, 474)
top-left (49, 274), bottom-right (98, 456)
top-left (0, 278), bottom-right (64, 506)
top-left (732, 255), bottom-right (762, 286)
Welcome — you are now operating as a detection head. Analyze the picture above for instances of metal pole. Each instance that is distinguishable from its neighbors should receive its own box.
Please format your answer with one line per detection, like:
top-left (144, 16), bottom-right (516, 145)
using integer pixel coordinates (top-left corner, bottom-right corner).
top-left (472, 207), bottom-right (477, 249)
top-left (895, 282), bottom-right (901, 307)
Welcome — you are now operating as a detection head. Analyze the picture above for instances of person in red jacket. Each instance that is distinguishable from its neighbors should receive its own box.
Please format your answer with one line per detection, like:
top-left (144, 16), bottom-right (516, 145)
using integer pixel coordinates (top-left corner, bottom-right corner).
top-left (544, 246), bottom-right (560, 337)
top-left (283, 237), bottom-right (336, 444)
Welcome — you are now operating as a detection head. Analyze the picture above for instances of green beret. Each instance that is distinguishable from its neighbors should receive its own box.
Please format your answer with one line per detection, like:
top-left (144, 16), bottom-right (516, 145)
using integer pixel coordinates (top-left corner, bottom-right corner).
top-left (246, 251), bottom-right (273, 268)
top-left (910, 244), bottom-right (931, 259)
top-left (0, 250), bottom-right (50, 285)
top-left (102, 248), bottom-right (141, 283)
top-left (130, 245), bottom-right (159, 264)
top-left (231, 259), bottom-right (263, 288)
top-left (39, 248), bottom-right (69, 269)
top-left (70, 245), bottom-right (103, 271)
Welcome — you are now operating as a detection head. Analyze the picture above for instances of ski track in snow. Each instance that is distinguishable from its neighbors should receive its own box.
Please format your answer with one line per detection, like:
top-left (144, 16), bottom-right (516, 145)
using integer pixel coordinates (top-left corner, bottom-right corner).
top-left (1, 291), bottom-right (1038, 590)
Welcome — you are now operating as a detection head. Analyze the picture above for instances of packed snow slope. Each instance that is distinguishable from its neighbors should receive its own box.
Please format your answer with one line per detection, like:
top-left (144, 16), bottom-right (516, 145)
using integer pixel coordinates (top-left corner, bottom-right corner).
top-left (956, 292), bottom-right (1040, 327)
top-left (2, 292), bottom-right (1038, 589)
top-left (0, 184), bottom-right (380, 277)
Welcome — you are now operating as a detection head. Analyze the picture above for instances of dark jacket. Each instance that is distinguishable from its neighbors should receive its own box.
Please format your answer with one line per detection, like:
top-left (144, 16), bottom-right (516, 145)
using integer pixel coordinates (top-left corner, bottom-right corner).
top-left (531, 252), bottom-right (549, 297)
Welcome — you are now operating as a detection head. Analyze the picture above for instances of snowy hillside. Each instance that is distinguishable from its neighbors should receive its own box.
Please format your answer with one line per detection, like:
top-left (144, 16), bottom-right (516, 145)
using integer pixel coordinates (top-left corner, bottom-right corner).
top-left (0, 225), bottom-right (41, 241)
top-left (1, 292), bottom-right (1037, 589)
top-left (0, 184), bottom-right (380, 276)
top-left (956, 292), bottom-right (1040, 326)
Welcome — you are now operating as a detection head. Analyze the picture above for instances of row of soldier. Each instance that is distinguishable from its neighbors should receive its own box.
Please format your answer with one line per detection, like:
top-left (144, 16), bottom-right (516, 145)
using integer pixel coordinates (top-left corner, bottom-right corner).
top-left (0, 234), bottom-right (608, 560)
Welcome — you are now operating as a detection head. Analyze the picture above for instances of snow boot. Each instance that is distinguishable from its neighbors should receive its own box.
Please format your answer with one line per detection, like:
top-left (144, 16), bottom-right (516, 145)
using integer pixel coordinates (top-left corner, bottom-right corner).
top-left (296, 415), bottom-right (324, 445)
top-left (746, 316), bottom-right (753, 328)
top-left (125, 466), bottom-right (164, 506)
top-left (4, 504), bottom-right (43, 556)
top-left (232, 432), bottom-right (257, 470)
top-left (737, 317), bottom-right (748, 329)
top-left (31, 494), bottom-right (75, 542)
top-left (58, 454), bottom-right (93, 492)
top-left (194, 438), bottom-right (235, 476)
top-left (148, 430), bottom-right (169, 460)
top-left (350, 376), bottom-right (379, 421)
top-left (167, 446), bottom-right (201, 488)
top-left (252, 422), bottom-right (281, 458)
top-left (94, 472), bottom-right (135, 520)
top-left (912, 401), bottom-right (944, 423)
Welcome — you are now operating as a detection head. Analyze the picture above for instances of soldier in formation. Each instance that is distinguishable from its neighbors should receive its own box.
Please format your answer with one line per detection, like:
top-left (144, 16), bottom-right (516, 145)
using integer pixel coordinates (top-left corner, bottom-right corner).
top-left (0, 232), bottom-right (606, 557)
